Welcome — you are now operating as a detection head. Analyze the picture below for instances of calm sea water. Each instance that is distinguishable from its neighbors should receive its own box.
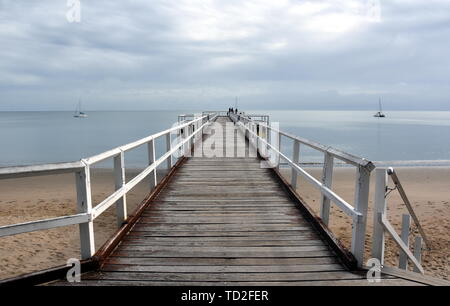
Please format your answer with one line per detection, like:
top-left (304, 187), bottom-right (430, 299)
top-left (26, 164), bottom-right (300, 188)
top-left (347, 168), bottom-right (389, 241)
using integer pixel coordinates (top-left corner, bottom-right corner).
top-left (0, 110), bottom-right (449, 168)
top-left (261, 110), bottom-right (450, 166)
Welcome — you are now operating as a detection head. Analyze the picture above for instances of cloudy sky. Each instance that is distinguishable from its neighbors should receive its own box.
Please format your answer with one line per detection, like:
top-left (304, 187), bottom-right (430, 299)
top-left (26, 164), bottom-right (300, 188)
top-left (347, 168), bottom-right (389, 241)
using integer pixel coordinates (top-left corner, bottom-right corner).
top-left (0, 0), bottom-right (449, 111)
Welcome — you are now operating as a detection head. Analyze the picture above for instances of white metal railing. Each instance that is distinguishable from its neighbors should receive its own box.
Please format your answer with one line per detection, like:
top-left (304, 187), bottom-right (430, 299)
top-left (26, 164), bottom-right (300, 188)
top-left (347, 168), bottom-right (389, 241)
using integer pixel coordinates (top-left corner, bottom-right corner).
top-left (229, 112), bottom-right (373, 267)
top-left (372, 168), bottom-right (428, 274)
top-left (0, 114), bottom-right (218, 259)
top-left (230, 113), bottom-right (428, 273)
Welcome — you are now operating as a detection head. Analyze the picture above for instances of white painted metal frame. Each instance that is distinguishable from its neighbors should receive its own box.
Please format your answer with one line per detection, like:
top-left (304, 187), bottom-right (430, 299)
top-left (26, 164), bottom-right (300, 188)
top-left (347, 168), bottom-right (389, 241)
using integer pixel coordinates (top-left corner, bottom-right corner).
top-left (230, 113), bottom-right (371, 267)
top-left (0, 114), bottom-right (217, 259)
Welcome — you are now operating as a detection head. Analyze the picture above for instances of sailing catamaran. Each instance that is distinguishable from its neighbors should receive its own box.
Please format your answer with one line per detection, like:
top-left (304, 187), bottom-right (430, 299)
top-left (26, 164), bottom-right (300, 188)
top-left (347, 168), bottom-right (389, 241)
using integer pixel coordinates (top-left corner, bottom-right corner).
top-left (74, 100), bottom-right (87, 118)
top-left (374, 98), bottom-right (385, 118)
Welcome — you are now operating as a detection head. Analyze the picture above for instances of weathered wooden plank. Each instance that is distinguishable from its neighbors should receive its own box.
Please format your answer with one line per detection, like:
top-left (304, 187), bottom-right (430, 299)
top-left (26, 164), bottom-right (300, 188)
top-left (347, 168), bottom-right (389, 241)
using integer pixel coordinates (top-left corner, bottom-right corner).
top-left (125, 230), bottom-right (316, 237)
top-left (82, 271), bottom-right (366, 282)
top-left (152, 199), bottom-right (295, 204)
top-left (122, 235), bottom-right (320, 243)
top-left (101, 264), bottom-right (345, 273)
top-left (138, 217), bottom-right (304, 224)
top-left (151, 199), bottom-right (294, 203)
top-left (162, 187), bottom-right (285, 193)
top-left (159, 196), bottom-right (291, 201)
top-left (120, 239), bottom-right (325, 247)
top-left (53, 278), bottom-right (422, 286)
top-left (103, 256), bottom-right (338, 266)
top-left (144, 211), bottom-right (301, 215)
top-left (110, 250), bottom-right (333, 258)
top-left (131, 224), bottom-right (310, 231)
top-left (118, 245), bottom-right (329, 252)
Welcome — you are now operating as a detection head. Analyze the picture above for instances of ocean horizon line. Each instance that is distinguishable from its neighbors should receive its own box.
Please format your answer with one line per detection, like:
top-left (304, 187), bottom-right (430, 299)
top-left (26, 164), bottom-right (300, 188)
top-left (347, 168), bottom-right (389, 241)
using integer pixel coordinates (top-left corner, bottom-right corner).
top-left (2, 109), bottom-right (450, 112)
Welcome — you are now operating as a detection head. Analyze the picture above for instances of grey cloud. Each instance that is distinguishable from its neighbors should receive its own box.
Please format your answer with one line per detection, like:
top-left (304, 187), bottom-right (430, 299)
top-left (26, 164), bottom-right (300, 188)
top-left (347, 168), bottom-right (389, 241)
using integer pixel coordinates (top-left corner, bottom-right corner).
top-left (0, 0), bottom-right (449, 111)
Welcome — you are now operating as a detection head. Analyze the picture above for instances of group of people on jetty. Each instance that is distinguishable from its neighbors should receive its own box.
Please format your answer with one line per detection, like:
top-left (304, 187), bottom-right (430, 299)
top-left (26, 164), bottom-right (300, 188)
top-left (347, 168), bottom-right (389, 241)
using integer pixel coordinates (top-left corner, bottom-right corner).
top-left (227, 107), bottom-right (243, 124)
top-left (227, 107), bottom-right (239, 115)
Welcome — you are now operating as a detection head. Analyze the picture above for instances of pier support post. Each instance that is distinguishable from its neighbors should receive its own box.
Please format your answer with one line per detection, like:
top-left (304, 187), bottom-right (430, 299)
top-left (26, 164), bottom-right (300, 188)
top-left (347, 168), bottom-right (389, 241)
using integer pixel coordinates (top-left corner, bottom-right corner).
top-left (371, 168), bottom-right (387, 266)
top-left (291, 140), bottom-right (300, 189)
top-left (320, 152), bottom-right (334, 226)
top-left (351, 165), bottom-right (371, 267)
top-left (114, 151), bottom-right (127, 228)
top-left (148, 139), bottom-right (157, 190)
top-left (399, 214), bottom-right (411, 269)
top-left (75, 166), bottom-right (95, 259)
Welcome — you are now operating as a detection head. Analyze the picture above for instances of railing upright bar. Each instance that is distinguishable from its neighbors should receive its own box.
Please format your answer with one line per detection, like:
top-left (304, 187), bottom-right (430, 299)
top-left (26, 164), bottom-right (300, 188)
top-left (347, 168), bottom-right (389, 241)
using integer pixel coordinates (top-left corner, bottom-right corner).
top-left (75, 166), bottom-right (95, 259)
top-left (372, 168), bottom-right (388, 265)
top-left (351, 165), bottom-right (371, 267)
top-left (276, 133), bottom-right (282, 170)
top-left (166, 133), bottom-right (172, 169)
top-left (399, 214), bottom-right (411, 269)
top-left (291, 140), bottom-right (300, 189)
top-left (413, 237), bottom-right (423, 273)
top-left (114, 151), bottom-right (127, 228)
top-left (320, 152), bottom-right (334, 226)
top-left (147, 139), bottom-right (157, 190)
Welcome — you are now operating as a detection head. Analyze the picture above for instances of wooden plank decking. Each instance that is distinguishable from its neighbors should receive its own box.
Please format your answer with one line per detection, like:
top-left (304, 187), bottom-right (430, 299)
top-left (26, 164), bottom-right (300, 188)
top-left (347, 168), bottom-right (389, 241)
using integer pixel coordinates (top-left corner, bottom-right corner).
top-left (48, 117), bottom-right (427, 286)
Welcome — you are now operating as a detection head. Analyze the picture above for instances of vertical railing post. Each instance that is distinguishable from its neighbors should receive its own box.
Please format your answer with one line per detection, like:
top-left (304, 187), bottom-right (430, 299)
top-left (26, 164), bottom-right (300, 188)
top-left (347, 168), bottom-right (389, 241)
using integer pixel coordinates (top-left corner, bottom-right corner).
top-left (413, 237), bottom-right (423, 273)
top-left (75, 165), bottom-right (95, 259)
top-left (256, 123), bottom-right (260, 155)
top-left (320, 152), bottom-right (334, 226)
top-left (399, 214), bottom-right (411, 269)
top-left (371, 168), bottom-right (388, 266)
top-left (260, 125), bottom-right (267, 158)
top-left (180, 126), bottom-right (185, 156)
top-left (276, 133), bottom-right (282, 170)
top-left (147, 139), bottom-right (157, 190)
top-left (351, 165), bottom-right (371, 267)
top-left (166, 133), bottom-right (172, 170)
top-left (187, 124), bottom-right (193, 156)
top-left (291, 140), bottom-right (300, 189)
top-left (114, 151), bottom-right (127, 228)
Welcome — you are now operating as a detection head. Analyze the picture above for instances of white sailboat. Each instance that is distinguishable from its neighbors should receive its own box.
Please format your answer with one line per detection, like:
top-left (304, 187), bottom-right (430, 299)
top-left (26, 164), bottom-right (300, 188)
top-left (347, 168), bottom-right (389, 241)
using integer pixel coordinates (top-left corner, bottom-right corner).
top-left (374, 98), bottom-right (385, 118)
top-left (74, 100), bottom-right (87, 118)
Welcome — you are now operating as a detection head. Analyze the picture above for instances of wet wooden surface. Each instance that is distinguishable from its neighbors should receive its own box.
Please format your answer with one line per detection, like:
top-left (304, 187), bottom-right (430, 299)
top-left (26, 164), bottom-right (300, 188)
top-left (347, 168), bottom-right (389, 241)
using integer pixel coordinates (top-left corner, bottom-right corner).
top-left (49, 117), bottom-right (425, 286)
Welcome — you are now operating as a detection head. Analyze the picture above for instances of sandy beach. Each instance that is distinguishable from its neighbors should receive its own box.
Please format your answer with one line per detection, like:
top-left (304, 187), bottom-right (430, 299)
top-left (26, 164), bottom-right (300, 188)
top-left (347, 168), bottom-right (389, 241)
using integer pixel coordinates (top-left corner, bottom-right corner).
top-left (0, 168), bottom-right (161, 280)
top-left (0, 167), bottom-right (448, 281)
top-left (281, 167), bottom-right (449, 280)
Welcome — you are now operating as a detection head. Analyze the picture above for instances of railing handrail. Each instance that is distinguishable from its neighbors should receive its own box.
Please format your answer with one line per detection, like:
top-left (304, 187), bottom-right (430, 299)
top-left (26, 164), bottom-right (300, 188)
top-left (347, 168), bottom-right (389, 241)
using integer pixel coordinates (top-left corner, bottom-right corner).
top-left (0, 161), bottom-right (85, 179)
top-left (0, 113), bottom-right (218, 259)
top-left (234, 114), bottom-right (374, 170)
top-left (229, 112), bottom-right (371, 267)
top-left (0, 115), bottom-right (208, 176)
top-left (242, 120), bottom-right (362, 219)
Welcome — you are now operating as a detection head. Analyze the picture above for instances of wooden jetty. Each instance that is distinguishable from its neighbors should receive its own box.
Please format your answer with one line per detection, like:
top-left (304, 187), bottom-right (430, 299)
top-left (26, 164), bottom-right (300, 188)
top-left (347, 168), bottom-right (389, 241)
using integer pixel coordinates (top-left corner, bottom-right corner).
top-left (0, 112), bottom-right (447, 286)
